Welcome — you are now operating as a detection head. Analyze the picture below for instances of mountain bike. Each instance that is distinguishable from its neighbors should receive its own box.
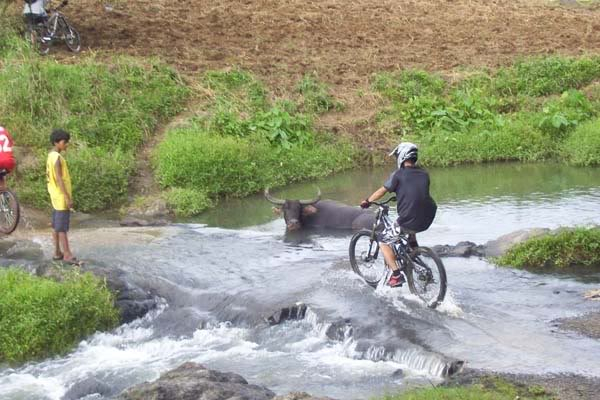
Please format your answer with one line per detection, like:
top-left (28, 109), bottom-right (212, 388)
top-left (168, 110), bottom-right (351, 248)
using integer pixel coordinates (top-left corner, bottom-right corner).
top-left (25, 0), bottom-right (81, 55)
top-left (349, 197), bottom-right (447, 309)
top-left (0, 169), bottom-right (20, 234)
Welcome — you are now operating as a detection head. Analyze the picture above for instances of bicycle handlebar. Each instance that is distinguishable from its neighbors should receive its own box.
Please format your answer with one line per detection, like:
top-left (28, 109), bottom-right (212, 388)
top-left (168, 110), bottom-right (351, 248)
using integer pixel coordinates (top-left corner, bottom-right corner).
top-left (370, 196), bottom-right (396, 207)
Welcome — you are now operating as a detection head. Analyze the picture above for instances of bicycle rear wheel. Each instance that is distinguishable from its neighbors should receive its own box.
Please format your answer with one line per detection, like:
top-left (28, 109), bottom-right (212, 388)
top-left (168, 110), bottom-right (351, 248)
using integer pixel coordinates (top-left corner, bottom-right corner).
top-left (349, 230), bottom-right (387, 288)
top-left (0, 190), bottom-right (20, 234)
top-left (405, 246), bottom-right (447, 308)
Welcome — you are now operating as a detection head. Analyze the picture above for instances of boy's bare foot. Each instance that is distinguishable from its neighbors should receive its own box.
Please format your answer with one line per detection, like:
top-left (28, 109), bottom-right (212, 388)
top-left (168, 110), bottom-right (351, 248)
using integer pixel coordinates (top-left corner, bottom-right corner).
top-left (52, 252), bottom-right (64, 261)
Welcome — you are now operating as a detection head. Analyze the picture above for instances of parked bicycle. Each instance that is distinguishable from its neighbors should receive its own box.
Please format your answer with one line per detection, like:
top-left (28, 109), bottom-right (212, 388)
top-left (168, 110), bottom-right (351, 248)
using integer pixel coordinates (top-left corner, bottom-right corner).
top-left (349, 196), bottom-right (447, 308)
top-left (0, 169), bottom-right (20, 235)
top-left (25, 0), bottom-right (81, 55)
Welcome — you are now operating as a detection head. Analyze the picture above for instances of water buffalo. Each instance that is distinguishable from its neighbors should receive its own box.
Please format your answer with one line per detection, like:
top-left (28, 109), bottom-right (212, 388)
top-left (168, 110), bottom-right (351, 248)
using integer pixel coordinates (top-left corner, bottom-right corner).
top-left (264, 188), bottom-right (376, 231)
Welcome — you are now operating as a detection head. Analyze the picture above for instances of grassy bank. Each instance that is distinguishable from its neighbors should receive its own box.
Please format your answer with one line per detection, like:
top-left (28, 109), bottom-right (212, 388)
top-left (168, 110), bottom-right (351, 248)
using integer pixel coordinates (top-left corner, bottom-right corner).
top-left (0, 268), bottom-right (119, 364)
top-left (498, 227), bottom-right (600, 269)
top-left (0, 31), bottom-right (189, 212)
top-left (381, 377), bottom-right (552, 400)
top-left (154, 70), bottom-right (356, 216)
top-left (374, 56), bottom-right (600, 166)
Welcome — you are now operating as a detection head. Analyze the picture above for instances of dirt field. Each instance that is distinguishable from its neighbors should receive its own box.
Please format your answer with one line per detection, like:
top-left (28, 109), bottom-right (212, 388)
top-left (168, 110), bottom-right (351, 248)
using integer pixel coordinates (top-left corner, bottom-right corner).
top-left (68, 0), bottom-right (600, 87)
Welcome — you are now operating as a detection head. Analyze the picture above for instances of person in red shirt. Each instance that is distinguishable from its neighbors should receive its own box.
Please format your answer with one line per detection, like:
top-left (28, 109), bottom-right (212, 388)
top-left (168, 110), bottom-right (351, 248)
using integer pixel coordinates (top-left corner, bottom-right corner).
top-left (0, 126), bottom-right (16, 190)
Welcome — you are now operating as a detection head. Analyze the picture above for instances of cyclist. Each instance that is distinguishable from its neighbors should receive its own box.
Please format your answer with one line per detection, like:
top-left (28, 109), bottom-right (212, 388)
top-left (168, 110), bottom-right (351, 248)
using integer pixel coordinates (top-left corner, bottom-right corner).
top-left (360, 142), bottom-right (437, 287)
top-left (23, 0), bottom-right (50, 25)
top-left (0, 126), bottom-right (16, 191)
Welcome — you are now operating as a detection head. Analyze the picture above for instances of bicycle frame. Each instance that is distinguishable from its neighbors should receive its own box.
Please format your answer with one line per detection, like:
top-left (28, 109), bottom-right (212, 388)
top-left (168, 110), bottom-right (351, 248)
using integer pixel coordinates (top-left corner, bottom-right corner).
top-left (368, 198), bottom-right (411, 265)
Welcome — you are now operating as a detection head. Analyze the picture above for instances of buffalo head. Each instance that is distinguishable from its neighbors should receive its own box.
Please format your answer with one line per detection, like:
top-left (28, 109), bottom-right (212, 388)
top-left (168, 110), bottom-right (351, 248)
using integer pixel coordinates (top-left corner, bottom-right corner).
top-left (264, 188), bottom-right (321, 231)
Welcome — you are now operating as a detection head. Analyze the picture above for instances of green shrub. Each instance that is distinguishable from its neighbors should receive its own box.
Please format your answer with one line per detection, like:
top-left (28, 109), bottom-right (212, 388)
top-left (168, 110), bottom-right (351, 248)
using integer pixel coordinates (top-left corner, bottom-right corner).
top-left (0, 58), bottom-right (188, 150)
top-left (154, 129), bottom-right (354, 199)
top-left (381, 377), bottom-right (552, 400)
top-left (562, 118), bottom-right (600, 166)
top-left (373, 70), bottom-right (446, 102)
top-left (68, 147), bottom-right (135, 212)
top-left (537, 90), bottom-right (595, 139)
top-left (498, 227), bottom-right (600, 269)
top-left (164, 187), bottom-right (213, 217)
top-left (416, 117), bottom-right (553, 166)
top-left (493, 56), bottom-right (600, 97)
top-left (0, 268), bottom-right (119, 364)
top-left (296, 73), bottom-right (341, 113)
top-left (0, 52), bottom-right (188, 211)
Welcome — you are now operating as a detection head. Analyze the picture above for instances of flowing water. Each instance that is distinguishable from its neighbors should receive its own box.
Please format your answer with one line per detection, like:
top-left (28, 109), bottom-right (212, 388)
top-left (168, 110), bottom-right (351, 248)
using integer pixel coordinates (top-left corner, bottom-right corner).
top-left (1, 163), bottom-right (600, 400)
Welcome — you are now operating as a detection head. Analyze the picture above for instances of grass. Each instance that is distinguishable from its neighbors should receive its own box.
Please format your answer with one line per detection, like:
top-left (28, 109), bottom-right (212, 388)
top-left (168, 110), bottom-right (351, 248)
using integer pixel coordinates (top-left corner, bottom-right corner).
top-left (373, 55), bottom-right (600, 167)
top-left (154, 70), bottom-right (356, 215)
top-left (0, 268), bottom-right (119, 364)
top-left (498, 227), bottom-right (600, 269)
top-left (0, 30), bottom-right (189, 212)
top-left (380, 377), bottom-right (553, 400)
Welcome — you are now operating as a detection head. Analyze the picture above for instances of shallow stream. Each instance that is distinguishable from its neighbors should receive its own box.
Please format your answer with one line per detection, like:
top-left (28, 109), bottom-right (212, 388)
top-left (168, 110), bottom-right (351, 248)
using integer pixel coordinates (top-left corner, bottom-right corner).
top-left (1, 163), bottom-right (600, 400)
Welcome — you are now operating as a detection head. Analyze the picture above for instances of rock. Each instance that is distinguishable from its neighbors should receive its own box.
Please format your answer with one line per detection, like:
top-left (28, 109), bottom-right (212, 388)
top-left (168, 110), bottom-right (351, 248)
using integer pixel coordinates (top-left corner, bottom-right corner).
top-left (584, 289), bottom-right (600, 301)
top-left (432, 241), bottom-right (485, 258)
top-left (325, 319), bottom-right (353, 341)
top-left (554, 311), bottom-right (600, 340)
top-left (1, 239), bottom-right (44, 260)
top-left (62, 376), bottom-right (114, 400)
top-left (273, 393), bottom-right (335, 400)
top-left (119, 216), bottom-right (170, 227)
top-left (36, 261), bottom-right (157, 324)
top-left (267, 303), bottom-right (308, 325)
top-left (117, 362), bottom-right (276, 400)
top-left (483, 228), bottom-right (551, 258)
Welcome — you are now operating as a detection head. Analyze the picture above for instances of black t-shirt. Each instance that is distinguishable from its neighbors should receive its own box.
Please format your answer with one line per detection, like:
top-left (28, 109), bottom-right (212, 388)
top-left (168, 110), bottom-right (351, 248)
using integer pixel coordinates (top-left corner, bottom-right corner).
top-left (384, 167), bottom-right (437, 233)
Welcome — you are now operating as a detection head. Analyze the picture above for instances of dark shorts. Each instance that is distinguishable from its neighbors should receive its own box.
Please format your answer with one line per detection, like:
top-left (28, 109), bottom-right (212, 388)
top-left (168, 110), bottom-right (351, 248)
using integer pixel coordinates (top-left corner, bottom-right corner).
top-left (52, 210), bottom-right (70, 233)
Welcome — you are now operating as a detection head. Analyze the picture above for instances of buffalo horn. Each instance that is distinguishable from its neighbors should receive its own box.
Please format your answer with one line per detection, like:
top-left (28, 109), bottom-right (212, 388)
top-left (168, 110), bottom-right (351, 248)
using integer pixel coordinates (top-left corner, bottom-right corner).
top-left (299, 188), bottom-right (322, 205)
top-left (264, 188), bottom-right (285, 205)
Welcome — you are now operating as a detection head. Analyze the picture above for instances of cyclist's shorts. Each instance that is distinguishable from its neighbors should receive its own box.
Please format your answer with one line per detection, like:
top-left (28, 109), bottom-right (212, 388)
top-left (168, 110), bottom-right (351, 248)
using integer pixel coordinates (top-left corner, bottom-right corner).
top-left (378, 223), bottom-right (416, 245)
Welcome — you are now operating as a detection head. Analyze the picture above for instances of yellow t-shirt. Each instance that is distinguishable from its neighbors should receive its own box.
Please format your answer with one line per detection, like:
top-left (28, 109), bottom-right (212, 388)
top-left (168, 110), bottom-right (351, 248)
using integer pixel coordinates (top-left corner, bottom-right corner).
top-left (46, 150), bottom-right (72, 211)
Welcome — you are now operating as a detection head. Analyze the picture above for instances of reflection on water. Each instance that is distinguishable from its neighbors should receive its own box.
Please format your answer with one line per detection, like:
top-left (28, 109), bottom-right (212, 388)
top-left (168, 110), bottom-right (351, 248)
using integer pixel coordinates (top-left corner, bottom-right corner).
top-left (196, 163), bottom-right (600, 229)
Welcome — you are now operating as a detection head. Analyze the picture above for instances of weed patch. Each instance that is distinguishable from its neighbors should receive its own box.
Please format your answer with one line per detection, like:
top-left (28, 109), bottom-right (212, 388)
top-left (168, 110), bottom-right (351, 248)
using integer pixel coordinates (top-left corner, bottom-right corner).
top-left (0, 268), bottom-right (119, 364)
top-left (498, 227), bottom-right (600, 269)
top-left (0, 52), bottom-right (188, 211)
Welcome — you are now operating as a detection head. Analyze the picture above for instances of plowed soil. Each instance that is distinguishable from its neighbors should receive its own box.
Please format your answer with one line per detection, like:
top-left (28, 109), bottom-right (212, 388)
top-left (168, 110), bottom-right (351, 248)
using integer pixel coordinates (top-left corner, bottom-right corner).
top-left (70, 0), bottom-right (600, 88)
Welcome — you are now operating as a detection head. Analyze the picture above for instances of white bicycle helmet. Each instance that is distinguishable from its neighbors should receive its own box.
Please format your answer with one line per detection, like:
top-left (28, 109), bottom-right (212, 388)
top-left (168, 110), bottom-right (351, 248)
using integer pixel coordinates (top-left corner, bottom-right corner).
top-left (389, 142), bottom-right (418, 169)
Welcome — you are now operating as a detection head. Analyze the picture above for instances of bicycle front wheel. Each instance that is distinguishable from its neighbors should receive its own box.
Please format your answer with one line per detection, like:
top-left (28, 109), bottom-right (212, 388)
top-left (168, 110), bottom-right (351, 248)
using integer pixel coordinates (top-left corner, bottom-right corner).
top-left (349, 230), bottom-right (387, 288)
top-left (64, 24), bottom-right (80, 52)
top-left (405, 246), bottom-right (447, 308)
top-left (0, 190), bottom-right (20, 234)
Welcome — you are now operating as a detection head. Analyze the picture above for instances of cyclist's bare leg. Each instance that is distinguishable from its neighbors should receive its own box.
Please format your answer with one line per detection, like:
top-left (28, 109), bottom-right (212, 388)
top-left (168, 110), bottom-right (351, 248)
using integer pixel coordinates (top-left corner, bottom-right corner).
top-left (381, 243), bottom-right (399, 272)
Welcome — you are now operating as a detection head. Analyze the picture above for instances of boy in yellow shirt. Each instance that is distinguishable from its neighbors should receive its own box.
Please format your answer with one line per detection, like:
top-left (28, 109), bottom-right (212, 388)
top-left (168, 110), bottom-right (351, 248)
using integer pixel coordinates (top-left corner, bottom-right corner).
top-left (46, 129), bottom-right (78, 264)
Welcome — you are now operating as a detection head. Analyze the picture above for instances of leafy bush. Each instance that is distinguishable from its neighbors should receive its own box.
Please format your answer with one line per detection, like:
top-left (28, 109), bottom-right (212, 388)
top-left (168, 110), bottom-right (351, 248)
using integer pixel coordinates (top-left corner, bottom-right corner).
top-left (68, 147), bottom-right (135, 212)
top-left (493, 56), bottom-right (600, 96)
top-left (154, 129), bottom-right (354, 200)
top-left (296, 73), bottom-right (341, 113)
top-left (164, 187), bottom-right (213, 217)
top-left (0, 268), bottom-right (119, 364)
top-left (417, 117), bottom-right (553, 166)
top-left (562, 118), bottom-right (600, 166)
top-left (373, 69), bottom-right (446, 102)
top-left (0, 53), bottom-right (188, 211)
top-left (498, 227), bottom-right (600, 269)
top-left (380, 376), bottom-right (552, 400)
top-left (537, 90), bottom-right (595, 139)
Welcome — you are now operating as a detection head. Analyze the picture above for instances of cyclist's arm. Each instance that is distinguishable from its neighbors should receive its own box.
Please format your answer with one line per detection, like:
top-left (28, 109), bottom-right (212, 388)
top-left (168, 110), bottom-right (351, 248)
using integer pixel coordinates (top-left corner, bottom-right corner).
top-left (366, 186), bottom-right (388, 203)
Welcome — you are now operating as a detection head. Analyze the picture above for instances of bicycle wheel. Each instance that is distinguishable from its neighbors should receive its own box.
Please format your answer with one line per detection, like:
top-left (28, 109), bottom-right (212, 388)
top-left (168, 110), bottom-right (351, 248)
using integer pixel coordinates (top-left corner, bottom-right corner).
top-left (0, 190), bottom-right (20, 234)
top-left (25, 26), bottom-right (50, 55)
top-left (349, 230), bottom-right (387, 288)
top-left (405, 246), bottom-right (447, 308)
top-left (64, 23), bottom-right (80, 52)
